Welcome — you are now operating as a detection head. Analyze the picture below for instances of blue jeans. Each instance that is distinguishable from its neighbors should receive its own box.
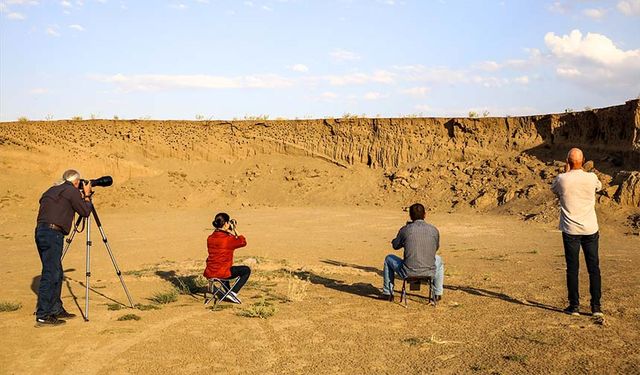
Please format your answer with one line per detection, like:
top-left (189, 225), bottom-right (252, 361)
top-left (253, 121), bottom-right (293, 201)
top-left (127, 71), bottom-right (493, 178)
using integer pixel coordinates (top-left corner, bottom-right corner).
top-left (35, 228), bottom-right (65, 319)
top-left (563, 231), bottom-right (601, 307)
top-left (383, 254), bottom-right (444, 296)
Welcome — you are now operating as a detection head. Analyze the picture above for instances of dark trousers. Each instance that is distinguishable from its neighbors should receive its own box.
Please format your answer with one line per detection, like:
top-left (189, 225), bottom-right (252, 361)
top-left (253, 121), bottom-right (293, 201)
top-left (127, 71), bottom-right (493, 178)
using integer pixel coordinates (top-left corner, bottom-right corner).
top-left (562, 231), bottom-right (601, 307)
top-left (35, 227), bottom-right (65, 319)
top-left (225, 265), bottom-right (251, 293)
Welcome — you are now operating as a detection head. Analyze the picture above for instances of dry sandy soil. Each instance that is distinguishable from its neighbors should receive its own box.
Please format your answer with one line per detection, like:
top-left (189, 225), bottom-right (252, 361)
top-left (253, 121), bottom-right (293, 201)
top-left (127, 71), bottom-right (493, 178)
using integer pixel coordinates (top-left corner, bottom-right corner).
top-left (0, 101), bottom-right (639, 374)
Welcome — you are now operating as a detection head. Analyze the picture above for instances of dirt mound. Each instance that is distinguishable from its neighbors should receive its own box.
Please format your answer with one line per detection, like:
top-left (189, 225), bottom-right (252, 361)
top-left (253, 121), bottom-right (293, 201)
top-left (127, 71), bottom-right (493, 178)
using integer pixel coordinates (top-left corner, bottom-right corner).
top-left (0, 100), bottom-right (638, 226)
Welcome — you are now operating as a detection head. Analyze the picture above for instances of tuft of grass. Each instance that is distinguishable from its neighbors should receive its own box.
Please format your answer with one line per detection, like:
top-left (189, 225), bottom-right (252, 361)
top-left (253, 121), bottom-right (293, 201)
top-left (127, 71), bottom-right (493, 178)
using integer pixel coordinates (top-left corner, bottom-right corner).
top-left (528, 249), bottom-right (539, 254)
top-left (117, 313), bottom-right (141, 321)
top-left (71, 116), bottom-right (83, 121)
top-left (107, 303), bottom-right (123, 311)
top-left (17, 116), bottom-right (29, 122)
top-left (135, 303), bottom-right (161, 311)
top-left (150, 289), bottom-right (178, 304)
top-left (503, 354), bottom-right (528, 363)
top-left (237, 299), bottom-right (276, 319)
top-left (286, 274), bottom-right (309, 302)
top-left (124, 267), bottom-right (158, 277)
top-left (401, 337), bottom-right (422, 347)
top-left (0, 301), bottom-right (22, 312)
top-left (209, 304), bottom-right (233, 312)
top-left (174, 275), bottom-right (208, 295)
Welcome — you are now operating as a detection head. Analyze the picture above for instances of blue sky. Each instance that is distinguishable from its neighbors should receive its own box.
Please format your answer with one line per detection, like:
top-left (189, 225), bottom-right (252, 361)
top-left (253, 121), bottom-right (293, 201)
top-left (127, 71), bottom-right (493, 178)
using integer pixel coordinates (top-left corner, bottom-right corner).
top-left (1, 0), bottom-right (639, 121)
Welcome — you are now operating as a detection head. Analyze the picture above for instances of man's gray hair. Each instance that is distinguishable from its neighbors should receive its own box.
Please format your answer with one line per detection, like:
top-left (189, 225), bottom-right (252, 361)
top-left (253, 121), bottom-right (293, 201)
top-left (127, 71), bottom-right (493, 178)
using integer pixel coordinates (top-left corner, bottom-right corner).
top-left (55, 169), bottom-right (81, 186)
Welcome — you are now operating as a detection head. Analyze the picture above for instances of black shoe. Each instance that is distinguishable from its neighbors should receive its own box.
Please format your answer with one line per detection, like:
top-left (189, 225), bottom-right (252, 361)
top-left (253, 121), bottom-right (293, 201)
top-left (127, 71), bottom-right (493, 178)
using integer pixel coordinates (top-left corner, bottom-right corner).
top-left (591, 305), bottom-right (604, 317)
top-left (35, 316), bottom-right (66, 327)
top-left (563, 305), bottom-right (580, 316)
top-left (54, 309), bottom-right (77, 319)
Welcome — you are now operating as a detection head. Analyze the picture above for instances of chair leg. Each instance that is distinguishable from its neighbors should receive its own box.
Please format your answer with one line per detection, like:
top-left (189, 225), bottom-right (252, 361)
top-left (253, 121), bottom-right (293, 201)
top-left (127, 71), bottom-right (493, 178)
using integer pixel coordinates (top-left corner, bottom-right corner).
top-left (401, 280), bottom-right (407, 307)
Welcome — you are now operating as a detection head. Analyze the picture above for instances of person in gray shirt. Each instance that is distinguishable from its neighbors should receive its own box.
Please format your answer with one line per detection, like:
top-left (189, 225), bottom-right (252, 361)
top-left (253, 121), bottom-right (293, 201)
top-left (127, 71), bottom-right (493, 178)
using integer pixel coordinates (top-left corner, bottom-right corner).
top-left (380, 203), bottom-right (444, 301)
top-left (551, 148), bottom-right (603, 317)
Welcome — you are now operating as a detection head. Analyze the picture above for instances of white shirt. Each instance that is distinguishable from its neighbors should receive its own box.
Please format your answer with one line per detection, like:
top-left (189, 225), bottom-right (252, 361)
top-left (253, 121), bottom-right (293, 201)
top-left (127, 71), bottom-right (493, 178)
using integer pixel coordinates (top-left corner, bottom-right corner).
top-left (551, 169), bottom-right (602, 235)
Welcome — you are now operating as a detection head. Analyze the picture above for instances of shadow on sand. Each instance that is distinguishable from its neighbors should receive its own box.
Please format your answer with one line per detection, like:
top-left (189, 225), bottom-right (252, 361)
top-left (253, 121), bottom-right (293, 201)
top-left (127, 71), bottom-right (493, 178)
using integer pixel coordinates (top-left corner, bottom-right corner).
top-left (318, 259), bottom-right (565, 314)
top-left (292, 270), bottom-right (381, 300)
top-left (155, 270), bottom-right (206, 299)
top-left (321, 259), bottom-right (384, 277)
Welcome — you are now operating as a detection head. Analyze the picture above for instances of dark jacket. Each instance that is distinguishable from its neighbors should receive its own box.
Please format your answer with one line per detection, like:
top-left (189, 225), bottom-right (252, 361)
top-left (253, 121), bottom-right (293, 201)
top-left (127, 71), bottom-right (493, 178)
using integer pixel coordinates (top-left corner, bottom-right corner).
top-left (36, 181), bottom-right (92, 234)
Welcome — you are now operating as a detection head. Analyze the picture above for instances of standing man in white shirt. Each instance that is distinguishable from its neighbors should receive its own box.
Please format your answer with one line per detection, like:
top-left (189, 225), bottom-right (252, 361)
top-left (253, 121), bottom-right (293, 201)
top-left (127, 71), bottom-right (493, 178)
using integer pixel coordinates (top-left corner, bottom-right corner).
top-left (551, 148), bottom-right (603, 317)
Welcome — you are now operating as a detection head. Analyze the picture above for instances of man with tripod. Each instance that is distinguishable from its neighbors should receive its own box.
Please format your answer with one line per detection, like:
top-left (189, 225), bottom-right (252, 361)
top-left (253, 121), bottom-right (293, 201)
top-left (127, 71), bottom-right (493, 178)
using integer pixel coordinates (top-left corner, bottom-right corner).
top-left (35, 169), bottom-right (92, 327)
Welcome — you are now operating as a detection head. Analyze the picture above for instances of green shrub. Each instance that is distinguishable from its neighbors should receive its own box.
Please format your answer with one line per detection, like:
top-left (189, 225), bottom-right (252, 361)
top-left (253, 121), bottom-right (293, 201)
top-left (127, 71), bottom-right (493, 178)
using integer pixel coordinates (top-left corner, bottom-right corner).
top-left (107, 303), bottom-right (123, 311)
top-left (237, 300), bottom-right (276, 319)
top-left (150, 289), bottom-right (178, 304)
top-left (135, 303), bottom-right (161, 311)
top-left (117, 314), bottom-right (141, 321)
top-left (0, 301), bottom-right (22, 312)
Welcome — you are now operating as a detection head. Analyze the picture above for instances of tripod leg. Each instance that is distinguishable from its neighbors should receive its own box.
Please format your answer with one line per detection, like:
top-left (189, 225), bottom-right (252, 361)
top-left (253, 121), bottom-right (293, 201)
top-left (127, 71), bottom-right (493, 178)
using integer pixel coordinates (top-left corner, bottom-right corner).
top-left (62, 215), bottom-right (84, 261)
top-left (91, 208), bottom-right (135, 308)
top-left (84, 216), bottom-right (92, 322)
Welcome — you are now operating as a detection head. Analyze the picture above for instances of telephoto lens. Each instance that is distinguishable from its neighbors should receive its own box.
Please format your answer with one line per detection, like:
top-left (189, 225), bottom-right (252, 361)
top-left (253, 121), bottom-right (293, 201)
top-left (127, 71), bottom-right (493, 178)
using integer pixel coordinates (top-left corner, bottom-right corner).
top-left (90, 176), bottom-right (113, 187)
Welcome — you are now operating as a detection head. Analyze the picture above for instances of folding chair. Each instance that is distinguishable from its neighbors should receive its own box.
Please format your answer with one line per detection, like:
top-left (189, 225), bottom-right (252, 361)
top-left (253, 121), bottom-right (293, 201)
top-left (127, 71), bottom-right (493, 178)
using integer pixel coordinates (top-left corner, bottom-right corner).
top-left (400, 276), bottom-right (436, 308)
top-left (204, 277), bottom-right (242, 306)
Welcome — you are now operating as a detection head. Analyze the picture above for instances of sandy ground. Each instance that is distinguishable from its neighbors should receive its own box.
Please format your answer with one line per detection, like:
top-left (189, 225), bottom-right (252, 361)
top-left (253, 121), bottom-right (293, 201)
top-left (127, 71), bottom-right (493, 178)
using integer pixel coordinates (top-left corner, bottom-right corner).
top-left (1, 206), bottom-right (638, 374)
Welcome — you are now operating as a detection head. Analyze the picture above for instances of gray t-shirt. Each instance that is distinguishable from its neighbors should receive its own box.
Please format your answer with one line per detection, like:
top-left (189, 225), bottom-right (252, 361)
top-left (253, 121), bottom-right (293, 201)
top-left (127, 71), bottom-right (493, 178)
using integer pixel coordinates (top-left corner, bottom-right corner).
top-left (551, 169), bottom-right (602, 235)
top-left (391, 220), bottom-right (439, 277)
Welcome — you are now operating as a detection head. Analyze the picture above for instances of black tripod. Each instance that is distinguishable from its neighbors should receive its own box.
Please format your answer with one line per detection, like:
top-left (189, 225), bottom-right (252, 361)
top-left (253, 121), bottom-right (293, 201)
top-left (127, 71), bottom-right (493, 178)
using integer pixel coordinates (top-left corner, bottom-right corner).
top-left (62, 202), bottom-right (134, 321)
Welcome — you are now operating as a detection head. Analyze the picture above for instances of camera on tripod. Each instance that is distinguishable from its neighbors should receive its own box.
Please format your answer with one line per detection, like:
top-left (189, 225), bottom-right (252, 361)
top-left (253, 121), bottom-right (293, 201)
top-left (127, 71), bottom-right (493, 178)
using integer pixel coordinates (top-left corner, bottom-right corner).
top-left (78, 176), bottom-right (113, 190)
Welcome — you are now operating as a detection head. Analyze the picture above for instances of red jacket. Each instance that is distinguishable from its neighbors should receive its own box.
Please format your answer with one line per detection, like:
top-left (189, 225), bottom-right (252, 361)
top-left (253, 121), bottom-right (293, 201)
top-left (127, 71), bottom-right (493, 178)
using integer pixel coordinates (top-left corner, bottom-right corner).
top-left (203, 231), bottom-right (247, 279)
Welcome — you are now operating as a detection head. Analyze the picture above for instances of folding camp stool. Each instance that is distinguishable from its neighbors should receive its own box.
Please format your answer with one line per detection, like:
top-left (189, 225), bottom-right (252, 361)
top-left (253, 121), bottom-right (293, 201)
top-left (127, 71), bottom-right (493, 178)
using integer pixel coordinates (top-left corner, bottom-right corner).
top-left (204, 277), bottom-right (242, 306)
top-left (400, 276), bottom-right (436, 308)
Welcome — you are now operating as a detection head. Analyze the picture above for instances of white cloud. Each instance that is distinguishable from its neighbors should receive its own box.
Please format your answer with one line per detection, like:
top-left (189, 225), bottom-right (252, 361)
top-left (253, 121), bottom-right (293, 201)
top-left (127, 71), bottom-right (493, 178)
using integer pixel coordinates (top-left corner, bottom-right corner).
top-left (289, 64), bottom-right (309, 73)
top-left (170, 3), bottom-right (187, 9)
top-left (402, 86), bottom-right (429, 96)
top-left (91, 73), bottom-right (294, 91)
top-left (544, 29), bottom-right (640, 89)
top-left (69, 24), bottom-right (84, 31)
top-left (320, 91), bottom-right (338, 99)
top-left (6, 11), bottom-right (25, 19)
top-left (5, 0), bottom-right (39, 4)
top-left (556, 67), bottom-right (582, 77)
top-left (329, 49), bottom-right (360, 62)
top-left (583, 8), bottom-right (606, 20)
top-left (617, 0), bottom-right (640, 16)
top-left (548, 1), bottom-right (570, 14)
top-left (261, 5), bottom-right (272, 11)
top-left (29, 88), bottom-right (49, 94)
top-left (324, 70), bottom-right (395, 85)
top-left (194, 0), bottom-right (209, 3)
top-left (544, 29), bottom-right (640, 66)
top-left (514, 75), bottom-right (529, 84)
top-left (363, 91), bottom-right (387, 100)
top-left (60, 0), bottom-right (72, 8)
top-left (46, 27), bottom-right (61, 37)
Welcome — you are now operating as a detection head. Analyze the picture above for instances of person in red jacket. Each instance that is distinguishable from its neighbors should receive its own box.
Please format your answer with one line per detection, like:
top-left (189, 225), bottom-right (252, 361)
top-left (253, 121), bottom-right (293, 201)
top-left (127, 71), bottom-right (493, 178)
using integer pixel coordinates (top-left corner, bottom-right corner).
top-left (203, 212), bottom-right (250, 303)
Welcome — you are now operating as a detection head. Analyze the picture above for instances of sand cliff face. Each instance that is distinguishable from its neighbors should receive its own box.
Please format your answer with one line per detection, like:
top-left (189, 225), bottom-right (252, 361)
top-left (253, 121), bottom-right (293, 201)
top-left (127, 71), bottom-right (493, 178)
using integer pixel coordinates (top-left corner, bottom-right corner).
top-left (0, 100), bottom-right (638, 226)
